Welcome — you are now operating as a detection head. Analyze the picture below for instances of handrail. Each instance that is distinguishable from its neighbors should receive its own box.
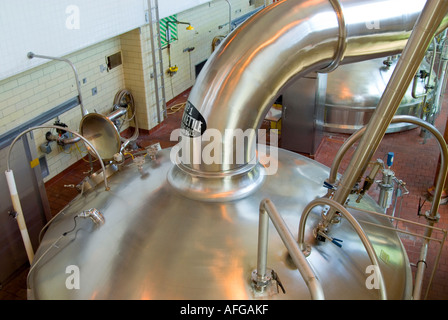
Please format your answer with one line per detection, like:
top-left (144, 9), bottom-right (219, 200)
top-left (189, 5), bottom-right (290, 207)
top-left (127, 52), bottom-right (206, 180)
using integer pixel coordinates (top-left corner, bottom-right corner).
top-left (256, 198), bottom-right (325, 300)
top-left (297, 197), bottom-right (387, 300)
top-left (327, 115), bottom-right (448, 300)
top-left (346, 204), bottom-right (447, 300)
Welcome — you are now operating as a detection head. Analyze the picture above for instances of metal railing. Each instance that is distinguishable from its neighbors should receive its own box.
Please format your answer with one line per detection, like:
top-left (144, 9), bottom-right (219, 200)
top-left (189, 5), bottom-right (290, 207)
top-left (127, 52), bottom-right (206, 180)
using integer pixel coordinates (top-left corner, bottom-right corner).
top-left (345, 204), bottom-right (447, 300)
top-left (297, 197), bottom-right (388, 300)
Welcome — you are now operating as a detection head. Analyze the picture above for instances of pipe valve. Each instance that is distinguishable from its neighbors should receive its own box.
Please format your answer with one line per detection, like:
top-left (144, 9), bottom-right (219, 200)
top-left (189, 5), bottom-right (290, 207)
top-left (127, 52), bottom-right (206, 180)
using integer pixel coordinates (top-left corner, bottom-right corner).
top-left (356, 159), bottom-right (384, 203)
top-left (315, 229), bottom-right (343, 248)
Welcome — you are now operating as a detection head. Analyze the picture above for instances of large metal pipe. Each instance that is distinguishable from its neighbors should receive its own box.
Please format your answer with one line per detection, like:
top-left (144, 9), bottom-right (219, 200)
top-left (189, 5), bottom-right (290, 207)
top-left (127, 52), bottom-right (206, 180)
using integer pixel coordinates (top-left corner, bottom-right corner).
top-left (327, 0), bottom-right (448, 225)
top-left (328, 115), bottom-right (448, 221)
top-left (325, 114), bottom-right (448, 299)
top-left (176, 0), bottom-right (448, 189)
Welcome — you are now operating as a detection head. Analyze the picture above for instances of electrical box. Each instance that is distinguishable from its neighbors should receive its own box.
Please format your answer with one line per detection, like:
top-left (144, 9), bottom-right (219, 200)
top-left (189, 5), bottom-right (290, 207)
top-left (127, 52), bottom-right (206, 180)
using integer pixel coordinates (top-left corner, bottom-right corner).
top-left (106, 52), bottom-right (122, 71)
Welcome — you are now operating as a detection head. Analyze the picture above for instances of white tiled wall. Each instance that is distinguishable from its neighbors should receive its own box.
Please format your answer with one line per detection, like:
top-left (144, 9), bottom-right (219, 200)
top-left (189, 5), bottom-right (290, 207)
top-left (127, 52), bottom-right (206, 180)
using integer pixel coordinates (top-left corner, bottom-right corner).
top-left (0, 0), bottom-right (268, 183)
top-left (120, 28), bottom-right (149, 130)
top-left (163, 0), bottom-right (262, 101)
top-left (0, 37), bottom-right (125, 181)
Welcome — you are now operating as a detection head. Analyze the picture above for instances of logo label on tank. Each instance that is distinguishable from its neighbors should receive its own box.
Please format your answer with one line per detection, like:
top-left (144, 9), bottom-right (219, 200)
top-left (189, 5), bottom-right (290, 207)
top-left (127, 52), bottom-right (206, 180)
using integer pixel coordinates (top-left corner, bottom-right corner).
top-left (181, 101), bottom-right (207, 137)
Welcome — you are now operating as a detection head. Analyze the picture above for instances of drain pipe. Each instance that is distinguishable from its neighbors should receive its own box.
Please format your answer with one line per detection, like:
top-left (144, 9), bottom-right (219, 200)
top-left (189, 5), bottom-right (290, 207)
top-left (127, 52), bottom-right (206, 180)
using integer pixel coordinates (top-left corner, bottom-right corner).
top-left (27, 52), bottom-right (88, 117)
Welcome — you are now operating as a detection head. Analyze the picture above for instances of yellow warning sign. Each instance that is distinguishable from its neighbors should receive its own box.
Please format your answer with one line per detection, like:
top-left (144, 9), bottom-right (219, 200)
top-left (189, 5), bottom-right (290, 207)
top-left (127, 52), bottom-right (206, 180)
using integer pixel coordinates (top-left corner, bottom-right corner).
top-left (30, 158), bottom-right (39, 168)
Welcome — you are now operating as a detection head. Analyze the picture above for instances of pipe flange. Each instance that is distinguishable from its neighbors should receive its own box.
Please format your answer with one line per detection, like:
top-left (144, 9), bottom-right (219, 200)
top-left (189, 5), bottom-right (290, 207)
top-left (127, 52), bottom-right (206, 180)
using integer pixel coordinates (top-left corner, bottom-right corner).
top-left (251, 269), bottom-right (272, 292)
top-left (167, 161), bottom-right (265, 202)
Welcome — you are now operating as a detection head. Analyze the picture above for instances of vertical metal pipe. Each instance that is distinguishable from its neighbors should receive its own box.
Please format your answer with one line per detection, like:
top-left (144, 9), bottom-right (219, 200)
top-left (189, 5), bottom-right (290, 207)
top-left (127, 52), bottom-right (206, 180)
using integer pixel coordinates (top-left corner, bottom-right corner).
top-left (224, 0), bottom-right (232, 35)
top-left (328, 0), bottom-right (448, 225)
top-left (256, 203), bottom-right (269, 283)
top-left (413, 239), bottom-right (429, 299)
top-left (5, 169), bottom-right (34, 264)
top-left (259, 199), bottom-right (325, 300)
top-left (147, 0), bottom-right (162, 123)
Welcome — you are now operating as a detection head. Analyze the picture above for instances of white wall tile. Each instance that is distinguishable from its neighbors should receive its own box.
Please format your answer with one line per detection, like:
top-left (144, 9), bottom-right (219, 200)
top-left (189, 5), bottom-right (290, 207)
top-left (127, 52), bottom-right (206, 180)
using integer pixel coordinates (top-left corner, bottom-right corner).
top-left (0, 0), bottom-right (270, 184)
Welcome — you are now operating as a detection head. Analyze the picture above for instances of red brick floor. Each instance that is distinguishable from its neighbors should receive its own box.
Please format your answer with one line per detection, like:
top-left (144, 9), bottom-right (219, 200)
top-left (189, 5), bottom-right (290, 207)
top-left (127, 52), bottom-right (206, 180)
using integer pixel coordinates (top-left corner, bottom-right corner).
top-left (1, 87), bottom-right (447, 300)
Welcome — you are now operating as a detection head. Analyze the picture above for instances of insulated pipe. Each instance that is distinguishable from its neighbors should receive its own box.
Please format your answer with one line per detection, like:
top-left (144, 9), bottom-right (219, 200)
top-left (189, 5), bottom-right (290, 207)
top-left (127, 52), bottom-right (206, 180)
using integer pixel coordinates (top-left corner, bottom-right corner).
top-left (107, 107), bottom-right (128, 122)
top-left (27, 52), bottom-right (87, 117)
top-left (327, 0), bottom-right (448, 226)
top-left (181, 0), bottom-right (448, 176)
top-left (5, 170), bottom-right (34, 264)
top-left (5, 126), bottom-right (109, 264)
top-left (46, 133), bottom-right (81, 146)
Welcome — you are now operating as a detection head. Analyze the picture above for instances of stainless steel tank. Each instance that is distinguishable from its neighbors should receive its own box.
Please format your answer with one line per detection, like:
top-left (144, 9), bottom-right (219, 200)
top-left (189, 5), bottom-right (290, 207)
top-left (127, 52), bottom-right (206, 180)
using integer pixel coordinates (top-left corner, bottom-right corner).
top-left (26, 0), bottom-right (448, 300)
top-left (323, 57), bottom-right (436, 133)
top-left (27, 147), bottom-right (412, 300)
